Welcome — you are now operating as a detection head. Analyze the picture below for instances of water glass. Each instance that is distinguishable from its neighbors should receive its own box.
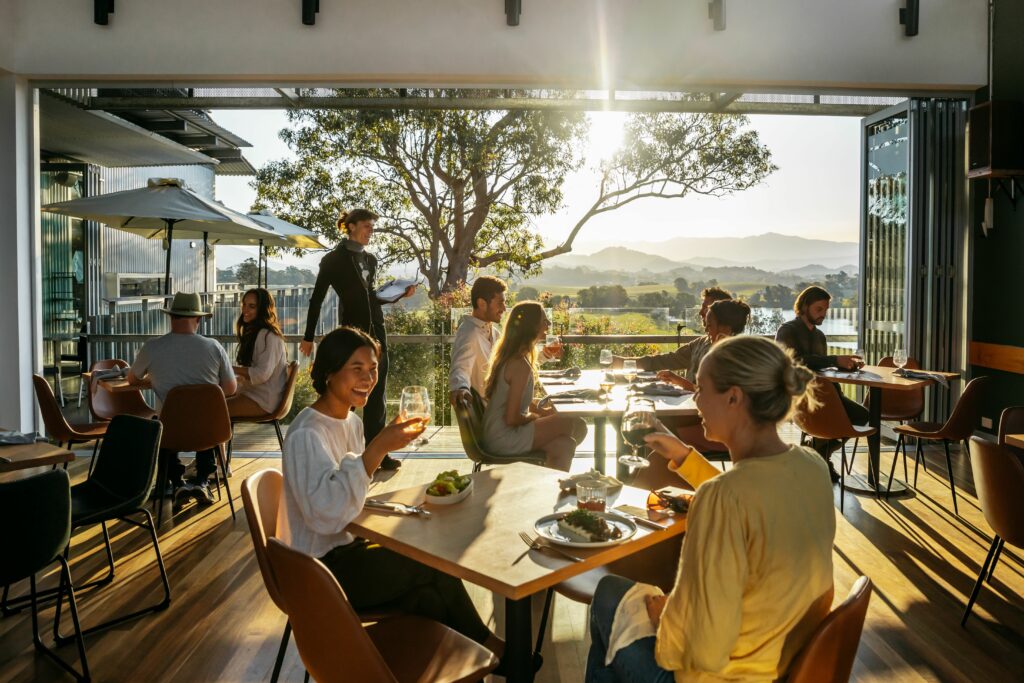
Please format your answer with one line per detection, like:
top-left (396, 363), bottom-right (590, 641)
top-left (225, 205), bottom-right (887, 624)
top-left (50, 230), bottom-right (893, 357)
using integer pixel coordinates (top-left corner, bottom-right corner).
top-left (599, 349), bottom-right (613, 367)
top-left (893, 348), bottom-right (908, 371)
top-left (576, 481), bottom-right (608, 512)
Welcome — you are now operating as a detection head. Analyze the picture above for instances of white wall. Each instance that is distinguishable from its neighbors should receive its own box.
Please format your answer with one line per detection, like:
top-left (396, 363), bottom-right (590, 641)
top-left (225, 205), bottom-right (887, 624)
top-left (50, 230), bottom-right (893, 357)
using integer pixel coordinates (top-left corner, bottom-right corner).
top-left (2, 0), bottom-right (988, 93)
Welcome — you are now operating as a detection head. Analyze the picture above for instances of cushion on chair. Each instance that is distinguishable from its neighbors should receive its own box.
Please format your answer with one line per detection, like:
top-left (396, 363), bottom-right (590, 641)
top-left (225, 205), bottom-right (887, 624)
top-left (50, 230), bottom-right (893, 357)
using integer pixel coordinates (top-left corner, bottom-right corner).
top-left (554, 567), bottom-right (610, 604)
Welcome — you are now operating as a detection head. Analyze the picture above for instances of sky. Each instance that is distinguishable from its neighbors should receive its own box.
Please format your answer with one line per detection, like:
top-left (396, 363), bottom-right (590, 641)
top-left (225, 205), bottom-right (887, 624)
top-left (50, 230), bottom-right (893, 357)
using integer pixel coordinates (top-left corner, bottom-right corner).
top-left (211, 109), bottom-right (861, 270)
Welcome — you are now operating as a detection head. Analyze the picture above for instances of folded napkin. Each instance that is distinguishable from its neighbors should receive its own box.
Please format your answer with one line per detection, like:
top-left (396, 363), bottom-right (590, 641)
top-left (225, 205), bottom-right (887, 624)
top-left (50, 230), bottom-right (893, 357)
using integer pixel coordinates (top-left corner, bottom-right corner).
top-left (92, 367), bottom-right (128, 381)
top-left (544, 388), bottom-right (601, 401)
top-left (558, 469), bottom-right (623, 493)
top-left (605, 370), bottom-right (657, 384)
top-left (895, 368), bottom-right (949, 388)
top-left (631, 382), bottom-right (687, 397)
top-left (606, 582), bottom-right (665, 665)
top-left (539, 367), bottom-right (582, 379)
top-left (0, 430), bottom-right (41, 446)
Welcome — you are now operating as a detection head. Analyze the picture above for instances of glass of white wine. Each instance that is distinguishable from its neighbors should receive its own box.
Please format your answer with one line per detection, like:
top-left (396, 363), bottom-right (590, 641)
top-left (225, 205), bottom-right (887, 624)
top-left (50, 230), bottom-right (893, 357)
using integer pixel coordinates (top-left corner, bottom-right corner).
top-left (893, 348), bottom-right (909, 375)
top-left (622, 359), bottom-right (637, 385)
top-left (399, 385), bottom-right (432, 446)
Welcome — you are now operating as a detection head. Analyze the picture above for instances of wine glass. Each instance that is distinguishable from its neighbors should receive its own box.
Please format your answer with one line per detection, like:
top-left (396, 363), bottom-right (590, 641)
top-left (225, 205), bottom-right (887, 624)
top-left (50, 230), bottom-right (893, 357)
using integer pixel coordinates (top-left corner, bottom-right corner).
top-left (619, 397), bottom-right (656, 470)
top-left (544, 334), bottom-right (562, 359)
top-left (399, 385), bottom-right (432, 446)
top-left (853, 347), bottom-right (866, 373)
top-left (893, 348), bottom-right (908, 374)
top-left (622, 359), bottom-right (637, 384)
top-left (599, 349), bottom-right (613, 368)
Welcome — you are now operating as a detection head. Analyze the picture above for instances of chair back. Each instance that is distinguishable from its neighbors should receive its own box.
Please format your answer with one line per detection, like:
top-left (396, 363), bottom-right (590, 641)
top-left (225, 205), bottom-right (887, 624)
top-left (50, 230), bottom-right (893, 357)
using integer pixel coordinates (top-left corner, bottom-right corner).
top-left (996, 406), bottom-right (1024, 454)
top-left (794, 379), bottom-right (859, 441)
top-left (786, 576), bottom-right (873, 683)
top-left (968, 437), bottom-right (1024, 547)
top-left (241, 469), bottom-right (287, 611)
top-left (89, 415), bottom-right (163, 512)
top-left (453, 392), bottom-right (488, 466)
top-left (0, 469), bottom-right (72, 586)
top-left (88, 359), bottom-right (155, 421)
top-left (266, 538), bottom-right (397, 683)
top-left (874, 356), bottom-right (924, 421)
top-left (159, 384), bottom-right (232, 453)
top-left (938, 376), bottom-right (989, 441)
top-left (267, 361), bottom-right (300, 421)
top-left (32, 373), bottom-right (75, 442)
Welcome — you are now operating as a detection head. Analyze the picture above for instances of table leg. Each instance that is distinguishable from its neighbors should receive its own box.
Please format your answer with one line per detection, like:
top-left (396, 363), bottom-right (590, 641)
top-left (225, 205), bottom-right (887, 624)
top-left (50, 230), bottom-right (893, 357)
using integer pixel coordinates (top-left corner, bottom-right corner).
top-left (842, 386), bottom-right (908, 496)
top-left (505, 595), bottom-right (535, 683)
top-left (593, 416), bottom-right (606, 474)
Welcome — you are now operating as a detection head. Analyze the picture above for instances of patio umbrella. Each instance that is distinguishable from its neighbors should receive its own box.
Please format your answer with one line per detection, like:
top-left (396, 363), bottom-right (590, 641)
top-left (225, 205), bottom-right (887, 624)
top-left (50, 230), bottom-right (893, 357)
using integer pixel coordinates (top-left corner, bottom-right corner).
top-left (42, 178), bottom-right (278, 294)
top-left (247, 210), bottom-right (330, 286)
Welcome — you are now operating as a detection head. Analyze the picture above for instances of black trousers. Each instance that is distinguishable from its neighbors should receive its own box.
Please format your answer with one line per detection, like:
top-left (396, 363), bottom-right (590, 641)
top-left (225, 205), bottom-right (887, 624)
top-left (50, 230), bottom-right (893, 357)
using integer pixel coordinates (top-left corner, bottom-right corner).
top-left (363, 341), bottom-right (389, 444)
top-left (159, 448), bottom-right (216, 487)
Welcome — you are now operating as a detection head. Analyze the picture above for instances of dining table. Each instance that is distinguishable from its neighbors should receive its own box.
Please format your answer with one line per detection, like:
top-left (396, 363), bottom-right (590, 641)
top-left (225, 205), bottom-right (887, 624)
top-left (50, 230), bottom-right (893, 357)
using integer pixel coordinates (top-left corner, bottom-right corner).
top-left (817, 365), bottom-right (960, 496)
top-left (0, 430), bottom-right (74, 475)
top-left (539, 369), bottom-right (697, 477)
top-left (347, 462), bottom-right (688, 683)
top-left (82, 371), bottom-right (151, 393)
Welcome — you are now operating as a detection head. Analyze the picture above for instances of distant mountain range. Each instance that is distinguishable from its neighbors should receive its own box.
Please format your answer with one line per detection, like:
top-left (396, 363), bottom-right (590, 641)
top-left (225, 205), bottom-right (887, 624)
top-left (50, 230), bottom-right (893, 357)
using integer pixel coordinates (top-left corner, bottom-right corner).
top-left (549, 233), bottom-right (858, 273)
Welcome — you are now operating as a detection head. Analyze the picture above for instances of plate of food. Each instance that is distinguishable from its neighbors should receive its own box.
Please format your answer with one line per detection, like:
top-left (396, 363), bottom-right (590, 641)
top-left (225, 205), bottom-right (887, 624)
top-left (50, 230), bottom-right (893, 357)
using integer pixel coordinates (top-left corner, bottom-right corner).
top-left (534, 510), bottom-right (636, 548)
top-left (424, 470), bottom-right (474, 505)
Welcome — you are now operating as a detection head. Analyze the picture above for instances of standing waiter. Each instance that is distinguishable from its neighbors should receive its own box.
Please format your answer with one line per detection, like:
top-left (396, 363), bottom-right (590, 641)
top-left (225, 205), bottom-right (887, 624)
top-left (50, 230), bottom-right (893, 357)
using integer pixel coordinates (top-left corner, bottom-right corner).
top-left (299, 209), bottom-right (415, 470)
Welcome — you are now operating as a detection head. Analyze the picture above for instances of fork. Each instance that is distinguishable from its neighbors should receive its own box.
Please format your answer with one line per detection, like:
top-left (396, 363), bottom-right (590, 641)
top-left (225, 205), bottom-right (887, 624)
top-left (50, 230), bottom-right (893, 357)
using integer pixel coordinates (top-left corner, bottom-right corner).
top-left (518, 531), bottom-right (582, 563)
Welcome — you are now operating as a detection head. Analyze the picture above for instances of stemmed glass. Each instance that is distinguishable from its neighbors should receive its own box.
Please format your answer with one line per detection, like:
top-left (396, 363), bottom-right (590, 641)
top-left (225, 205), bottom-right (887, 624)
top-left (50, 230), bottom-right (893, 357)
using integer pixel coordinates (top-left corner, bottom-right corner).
top-left (622, 359), bottom-right (637, 384)
top-left (893, 348), bottom-right (909, 375)
top-left (399, 385), bottom-right (432, 446)
top-left (599, 349), bottom-right (613, 368)
top-left (618, 397), bottom-right (656, 470)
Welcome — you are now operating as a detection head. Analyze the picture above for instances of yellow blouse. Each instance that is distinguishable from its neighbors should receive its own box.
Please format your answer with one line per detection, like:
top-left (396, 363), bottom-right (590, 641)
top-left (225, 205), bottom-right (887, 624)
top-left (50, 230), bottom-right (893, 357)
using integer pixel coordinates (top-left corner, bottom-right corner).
top-left (655, 445), bottom-right (836, 682)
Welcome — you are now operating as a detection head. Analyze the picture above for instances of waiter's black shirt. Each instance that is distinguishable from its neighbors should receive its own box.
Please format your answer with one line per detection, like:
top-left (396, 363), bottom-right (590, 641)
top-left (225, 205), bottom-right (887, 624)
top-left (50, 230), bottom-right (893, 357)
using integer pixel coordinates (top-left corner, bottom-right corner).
top-left (303, 245), bottom-right (387, 343)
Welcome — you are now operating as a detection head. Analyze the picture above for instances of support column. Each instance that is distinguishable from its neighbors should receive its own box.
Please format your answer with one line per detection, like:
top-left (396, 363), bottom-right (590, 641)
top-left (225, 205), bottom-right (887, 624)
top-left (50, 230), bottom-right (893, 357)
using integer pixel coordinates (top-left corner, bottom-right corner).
top-left (0, 75), bottom-right (40, 431)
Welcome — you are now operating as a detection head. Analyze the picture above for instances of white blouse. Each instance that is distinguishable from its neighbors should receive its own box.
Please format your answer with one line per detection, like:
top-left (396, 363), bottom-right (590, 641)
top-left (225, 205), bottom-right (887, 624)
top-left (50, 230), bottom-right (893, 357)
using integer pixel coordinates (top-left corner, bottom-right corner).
top-left (239, 328), bottom-right (287, 413)
top-left (278, 407), bottom-right (370, 558)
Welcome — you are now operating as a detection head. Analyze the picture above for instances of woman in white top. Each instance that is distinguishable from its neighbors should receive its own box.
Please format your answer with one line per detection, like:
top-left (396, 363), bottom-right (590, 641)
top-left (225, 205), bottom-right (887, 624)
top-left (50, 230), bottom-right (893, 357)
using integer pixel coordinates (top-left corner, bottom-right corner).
top-left (481, 301), bottom-right (586, 471)
top-left (228, 288), bottom-right (287, 417)
top-left (279, 326), bottom-right (504, 659)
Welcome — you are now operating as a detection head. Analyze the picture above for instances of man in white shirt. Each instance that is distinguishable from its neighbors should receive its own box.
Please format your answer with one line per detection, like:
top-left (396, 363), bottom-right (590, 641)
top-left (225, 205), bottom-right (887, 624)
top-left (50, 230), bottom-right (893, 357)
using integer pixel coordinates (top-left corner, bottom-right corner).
top-left (449, 277), bottom-right (507, 405)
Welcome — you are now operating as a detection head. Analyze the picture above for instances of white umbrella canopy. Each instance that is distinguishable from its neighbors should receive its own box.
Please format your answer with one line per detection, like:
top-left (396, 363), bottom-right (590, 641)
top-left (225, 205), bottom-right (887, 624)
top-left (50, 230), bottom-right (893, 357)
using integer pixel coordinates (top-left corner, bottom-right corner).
top-left (42, 178), bottom-right (278, 293)
top-left (247, 210), bottom-right (330, 250)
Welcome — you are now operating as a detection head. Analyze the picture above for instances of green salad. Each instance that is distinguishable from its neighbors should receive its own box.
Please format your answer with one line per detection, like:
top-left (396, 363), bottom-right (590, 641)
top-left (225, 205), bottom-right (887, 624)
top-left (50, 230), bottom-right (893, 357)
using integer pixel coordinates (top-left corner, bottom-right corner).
top-left (426, 470), bottom-right (472, 497)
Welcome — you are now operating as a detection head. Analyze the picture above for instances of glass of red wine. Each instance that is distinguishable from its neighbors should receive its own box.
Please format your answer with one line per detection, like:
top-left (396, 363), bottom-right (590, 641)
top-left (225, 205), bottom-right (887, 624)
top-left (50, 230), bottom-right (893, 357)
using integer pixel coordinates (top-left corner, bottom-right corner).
top-left (619, 397), bottom-right (656, 470)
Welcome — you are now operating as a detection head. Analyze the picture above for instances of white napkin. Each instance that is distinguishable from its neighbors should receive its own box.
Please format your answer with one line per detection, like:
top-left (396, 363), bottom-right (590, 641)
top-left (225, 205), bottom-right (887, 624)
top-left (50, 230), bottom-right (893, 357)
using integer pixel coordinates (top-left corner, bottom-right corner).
top-left (605, 582), bottom-right (665, 665)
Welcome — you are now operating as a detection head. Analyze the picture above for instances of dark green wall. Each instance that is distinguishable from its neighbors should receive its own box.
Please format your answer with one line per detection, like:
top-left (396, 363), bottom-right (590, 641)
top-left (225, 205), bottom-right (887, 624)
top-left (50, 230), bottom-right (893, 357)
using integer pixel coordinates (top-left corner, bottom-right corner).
top-left (970, 1), bottom-right (1024, 431)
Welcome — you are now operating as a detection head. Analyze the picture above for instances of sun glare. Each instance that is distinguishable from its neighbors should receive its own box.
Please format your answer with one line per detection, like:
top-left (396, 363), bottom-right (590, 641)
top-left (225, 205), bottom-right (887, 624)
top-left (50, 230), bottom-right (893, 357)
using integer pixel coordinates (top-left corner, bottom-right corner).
top-left (586, 111), bottom-right (627, 162)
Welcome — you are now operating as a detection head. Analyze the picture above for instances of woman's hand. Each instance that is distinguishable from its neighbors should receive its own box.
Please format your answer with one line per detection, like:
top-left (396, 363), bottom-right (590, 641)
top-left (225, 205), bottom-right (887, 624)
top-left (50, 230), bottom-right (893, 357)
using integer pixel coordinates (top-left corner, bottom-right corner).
top-left (363, 416), bottom-right (427, 473)
top-left (645, 430), bottom-right (697, 468)
top-left (645, 594), bottom-right (667, 628)
top-left (531, 398), bottom-right (556, 416)
top-left (656, 370), bottom-right (694, 391)
top-left (234, 366), bottom-right (251, 381)
top-left (299, 340), bottom-right (314, 357)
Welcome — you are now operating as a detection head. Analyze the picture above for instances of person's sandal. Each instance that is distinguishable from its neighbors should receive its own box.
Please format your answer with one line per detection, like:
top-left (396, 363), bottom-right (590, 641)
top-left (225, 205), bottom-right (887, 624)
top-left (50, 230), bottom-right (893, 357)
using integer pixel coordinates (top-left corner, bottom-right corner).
top-left (378, 454), bottom-right (402, 471)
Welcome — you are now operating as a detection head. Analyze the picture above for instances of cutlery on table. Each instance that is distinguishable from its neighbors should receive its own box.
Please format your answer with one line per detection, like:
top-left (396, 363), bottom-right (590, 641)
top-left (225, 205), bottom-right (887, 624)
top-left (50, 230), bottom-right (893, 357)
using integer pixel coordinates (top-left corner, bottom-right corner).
top-left (518, 530), bottom-right (582, 563)
top-left (365, 499), bottom-right (432, 517)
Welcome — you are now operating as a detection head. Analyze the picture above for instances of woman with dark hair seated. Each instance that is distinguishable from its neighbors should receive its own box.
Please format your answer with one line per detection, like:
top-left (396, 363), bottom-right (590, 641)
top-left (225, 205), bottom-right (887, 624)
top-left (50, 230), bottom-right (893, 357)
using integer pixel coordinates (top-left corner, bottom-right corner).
top-left (586, 336), bottom-right (834, 682)
top-left (279, 326), bottom-right (504, 659)
top-left (657, 299), bottom-right (752, 453)
top-left (228, 287), bottom-right (287, 417)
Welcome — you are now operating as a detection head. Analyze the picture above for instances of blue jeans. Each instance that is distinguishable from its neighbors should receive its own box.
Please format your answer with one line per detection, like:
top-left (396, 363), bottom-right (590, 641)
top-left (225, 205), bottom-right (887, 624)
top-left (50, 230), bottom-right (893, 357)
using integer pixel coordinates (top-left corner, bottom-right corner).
top-left (586, 575), bottom-right (675, 683)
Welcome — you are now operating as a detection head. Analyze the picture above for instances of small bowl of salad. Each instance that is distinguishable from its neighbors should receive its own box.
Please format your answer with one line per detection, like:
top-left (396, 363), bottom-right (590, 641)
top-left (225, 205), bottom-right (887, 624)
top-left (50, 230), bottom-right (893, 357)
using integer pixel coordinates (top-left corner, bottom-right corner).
top-left (424, 470), bottom-right (473, 505)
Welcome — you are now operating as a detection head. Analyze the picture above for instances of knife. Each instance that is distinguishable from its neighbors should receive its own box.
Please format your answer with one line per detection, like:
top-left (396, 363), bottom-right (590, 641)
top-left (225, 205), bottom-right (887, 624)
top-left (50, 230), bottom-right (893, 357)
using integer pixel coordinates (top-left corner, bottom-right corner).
top-left (611, 509), bottom-right (669, 531)
top-left (365, 499), bottom-right (432, 517)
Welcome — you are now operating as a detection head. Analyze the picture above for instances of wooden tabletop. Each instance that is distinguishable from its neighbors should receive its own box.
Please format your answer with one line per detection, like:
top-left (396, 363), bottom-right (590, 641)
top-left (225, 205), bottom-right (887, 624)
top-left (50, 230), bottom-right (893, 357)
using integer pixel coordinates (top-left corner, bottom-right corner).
top-left (539, 369), bottom-right (698, 418)
top-left (1004, 434), bottom-right (1024, 450)
top-left (0, 434), bottom-right (74, 473)
top-left (83, 371), bottom-right (150, 393)
top-left (346, 462), bottom-right (687, 600)
top-left (817, 364), bottom-right (960, 391)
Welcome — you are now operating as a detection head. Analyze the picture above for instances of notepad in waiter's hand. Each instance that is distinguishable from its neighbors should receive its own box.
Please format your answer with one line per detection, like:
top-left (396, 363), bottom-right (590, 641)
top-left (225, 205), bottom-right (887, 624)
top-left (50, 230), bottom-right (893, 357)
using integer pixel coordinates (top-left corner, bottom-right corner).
top-left (375, 277), bottom-right (422, 303)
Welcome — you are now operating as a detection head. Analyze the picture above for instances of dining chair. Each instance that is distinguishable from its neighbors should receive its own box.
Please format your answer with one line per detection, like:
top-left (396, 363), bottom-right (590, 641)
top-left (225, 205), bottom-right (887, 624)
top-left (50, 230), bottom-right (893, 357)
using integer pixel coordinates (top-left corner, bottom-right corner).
top-left (227, 361), bottom-right (299, 465)
top-left (32, 374), bottom-right (108, 476)
top-left (794, 379), bottom-right (877, 512)
top-left (157, 384), bottom-right (235, 525)
top-left (890, 376), bottom-right (990, 514)
top-left (265, 537), bottom-right (499, 683)
top-left (0, 470), bottom-right (90, 682)
top-left (87, 359), bottom-right (157, 422)
top-left (961, 437), bottom-right (1024, 626)
top-left (786, 576), bottom-right (873, 683)
top-left (453, 389), bottom-right (546, 472)
top-left (848, 356), bottom-right (924, 475)
top-left (996, 405), bottom-right (1024, 455)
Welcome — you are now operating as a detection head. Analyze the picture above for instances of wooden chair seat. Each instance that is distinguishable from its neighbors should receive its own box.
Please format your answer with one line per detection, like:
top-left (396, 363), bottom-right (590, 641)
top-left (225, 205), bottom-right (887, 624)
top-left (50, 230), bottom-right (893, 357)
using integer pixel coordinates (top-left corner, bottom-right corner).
top-left (369, 616), bottom-right (500, 683)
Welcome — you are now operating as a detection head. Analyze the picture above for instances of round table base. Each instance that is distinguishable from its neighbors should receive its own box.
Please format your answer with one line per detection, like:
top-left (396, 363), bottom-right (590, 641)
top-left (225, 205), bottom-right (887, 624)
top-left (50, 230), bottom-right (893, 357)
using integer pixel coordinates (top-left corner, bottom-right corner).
top-left (842, 472), bottom-right (909, 496)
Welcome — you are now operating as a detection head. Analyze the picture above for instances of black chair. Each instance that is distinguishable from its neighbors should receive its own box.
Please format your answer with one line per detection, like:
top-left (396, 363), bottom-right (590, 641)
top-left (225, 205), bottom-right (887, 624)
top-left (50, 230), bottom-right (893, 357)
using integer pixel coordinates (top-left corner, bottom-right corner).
top-left (453, 388), bottom-right (546, 472)
top-left (50, 415), bottom-right (171, 641)
top-left (0, 470), bottom-right (90, 682)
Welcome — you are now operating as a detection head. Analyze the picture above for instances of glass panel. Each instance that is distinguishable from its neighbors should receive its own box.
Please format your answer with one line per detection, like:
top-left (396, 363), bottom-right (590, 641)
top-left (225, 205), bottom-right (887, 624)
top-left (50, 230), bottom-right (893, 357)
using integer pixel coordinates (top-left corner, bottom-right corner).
top-left (863, 113), bottom-right (909, 364)
top-left (40, 168), bottom-right (87, 367)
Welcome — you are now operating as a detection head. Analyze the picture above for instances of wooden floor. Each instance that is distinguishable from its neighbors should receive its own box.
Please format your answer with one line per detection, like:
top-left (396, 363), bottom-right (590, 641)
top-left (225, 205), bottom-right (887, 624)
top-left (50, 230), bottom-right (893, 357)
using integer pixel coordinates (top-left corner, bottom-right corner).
top-left (1, 432), bottom-right (1022, 682)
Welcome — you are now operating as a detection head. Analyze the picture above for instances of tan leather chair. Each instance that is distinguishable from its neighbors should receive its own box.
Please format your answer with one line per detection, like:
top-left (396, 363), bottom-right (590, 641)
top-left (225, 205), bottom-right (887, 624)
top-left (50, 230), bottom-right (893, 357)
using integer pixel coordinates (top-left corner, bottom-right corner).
top-left (32, 374), bottom-right (108, 475)
top-left (786, 576), bottom-right (873, 683)
top-left (961, 437), bottom-right (1024, 626)
top-left (265, 537), bottom-right (499, 683)
top-left (892, 376), bottom-right (990, 515)
top-left (158, 384), bottom-right (235, 525)
top-left (996, 406), bottom-right (1024, 459)
top-left (228, 361), bottom-right (300, 463)
top-left (794, 379), bottom-right (877, 512)
top-left (87, 359), bottom-right (158, 422)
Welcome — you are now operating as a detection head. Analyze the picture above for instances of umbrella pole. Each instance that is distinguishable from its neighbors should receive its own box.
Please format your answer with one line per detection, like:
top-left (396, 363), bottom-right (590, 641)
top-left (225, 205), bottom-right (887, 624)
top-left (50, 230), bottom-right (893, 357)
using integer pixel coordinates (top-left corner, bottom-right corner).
top-left (164, 220), bottom-right (175, 295)
top-left (204, 231), bottom-right (209, 294)
top-left (259, 239), bottom-right (265, 288)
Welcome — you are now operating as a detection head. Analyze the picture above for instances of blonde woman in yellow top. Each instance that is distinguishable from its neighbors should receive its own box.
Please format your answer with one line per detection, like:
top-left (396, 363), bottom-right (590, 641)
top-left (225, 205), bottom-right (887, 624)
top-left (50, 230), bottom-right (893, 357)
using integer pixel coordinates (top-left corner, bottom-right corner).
top-left (586, 336), bottom-right (836, 683)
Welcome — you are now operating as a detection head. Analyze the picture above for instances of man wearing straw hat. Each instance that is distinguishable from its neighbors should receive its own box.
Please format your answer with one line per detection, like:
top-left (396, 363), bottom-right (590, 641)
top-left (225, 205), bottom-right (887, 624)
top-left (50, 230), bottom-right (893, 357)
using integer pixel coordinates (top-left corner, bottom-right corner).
top-left (128, 292), bottom-right (237, 505)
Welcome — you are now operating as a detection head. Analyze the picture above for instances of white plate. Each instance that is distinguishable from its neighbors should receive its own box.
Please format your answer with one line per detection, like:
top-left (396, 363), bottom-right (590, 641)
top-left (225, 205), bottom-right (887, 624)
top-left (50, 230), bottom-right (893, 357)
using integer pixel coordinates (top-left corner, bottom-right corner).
top-left (424, 478), bottom-right (473, 505)
top-left (534, 511), bottom-right (636, 548)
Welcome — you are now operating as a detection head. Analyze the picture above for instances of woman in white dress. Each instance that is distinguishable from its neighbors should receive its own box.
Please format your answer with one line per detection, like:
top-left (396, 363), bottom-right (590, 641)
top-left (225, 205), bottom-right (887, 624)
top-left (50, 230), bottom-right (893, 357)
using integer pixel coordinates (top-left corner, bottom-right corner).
top-left (481, 301), bottom-right (586, 471)
top-left (227, 288), bottom-right (287, 417)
